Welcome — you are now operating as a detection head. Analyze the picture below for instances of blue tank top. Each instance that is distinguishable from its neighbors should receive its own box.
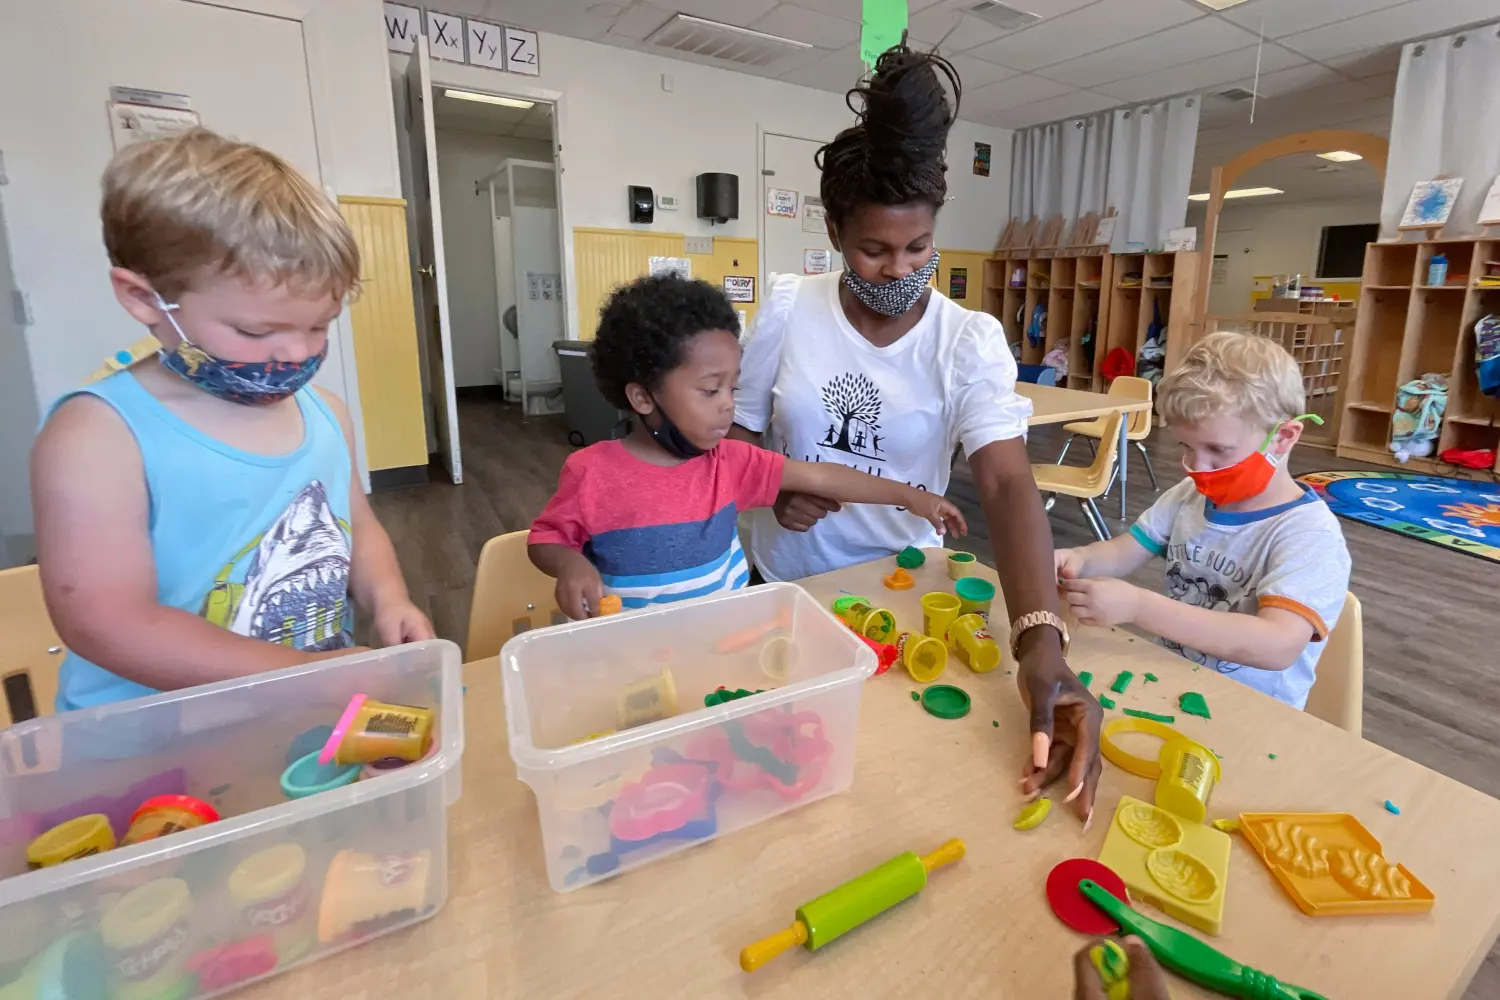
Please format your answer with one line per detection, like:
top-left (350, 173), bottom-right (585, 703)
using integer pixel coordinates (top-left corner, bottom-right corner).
top-left (53, 371), bottom-right (355, 712)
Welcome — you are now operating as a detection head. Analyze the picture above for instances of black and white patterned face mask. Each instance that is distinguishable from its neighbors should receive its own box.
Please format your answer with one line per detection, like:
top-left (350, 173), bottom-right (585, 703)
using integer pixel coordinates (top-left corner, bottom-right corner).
top-left (842, 251), bottom-right (941, 317)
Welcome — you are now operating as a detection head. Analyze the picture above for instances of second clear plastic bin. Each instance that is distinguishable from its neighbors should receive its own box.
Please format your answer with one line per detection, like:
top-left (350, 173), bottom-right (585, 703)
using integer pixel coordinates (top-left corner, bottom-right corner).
top-left (502, 583), bottom-right (875, 892)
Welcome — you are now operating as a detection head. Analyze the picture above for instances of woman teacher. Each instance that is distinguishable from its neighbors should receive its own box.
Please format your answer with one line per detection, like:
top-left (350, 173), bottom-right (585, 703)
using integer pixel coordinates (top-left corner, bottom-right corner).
top-left (731, 43), bottom-right (1102, 821)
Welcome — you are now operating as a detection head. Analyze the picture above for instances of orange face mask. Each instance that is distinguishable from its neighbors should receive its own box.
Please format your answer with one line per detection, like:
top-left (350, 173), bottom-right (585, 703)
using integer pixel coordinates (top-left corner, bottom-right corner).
top-left (1183, 414), bottom-right (1322, 506)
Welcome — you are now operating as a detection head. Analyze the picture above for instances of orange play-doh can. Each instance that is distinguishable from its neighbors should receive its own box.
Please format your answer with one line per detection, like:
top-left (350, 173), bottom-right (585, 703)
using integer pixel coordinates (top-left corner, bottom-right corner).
top-left (121, 795), bottom-right (219, 846)
top-left (320, 694), bottom-right (435, 766)
top-left (318, 850), bottom-right (432, 944)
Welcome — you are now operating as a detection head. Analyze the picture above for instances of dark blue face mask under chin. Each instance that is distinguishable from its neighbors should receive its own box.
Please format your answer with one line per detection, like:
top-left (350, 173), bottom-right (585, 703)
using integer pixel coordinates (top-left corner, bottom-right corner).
top-left (645, 397), bottom-right (705, 460)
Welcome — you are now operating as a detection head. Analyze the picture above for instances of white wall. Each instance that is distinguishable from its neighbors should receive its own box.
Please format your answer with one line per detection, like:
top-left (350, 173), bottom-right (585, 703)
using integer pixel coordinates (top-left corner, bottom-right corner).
top-left (397, 31), bottom-right (1013, 339)
top-left (1191, 196), bottom-right (1382, 314)
top-left (434, 130), bottom-right (552, 386)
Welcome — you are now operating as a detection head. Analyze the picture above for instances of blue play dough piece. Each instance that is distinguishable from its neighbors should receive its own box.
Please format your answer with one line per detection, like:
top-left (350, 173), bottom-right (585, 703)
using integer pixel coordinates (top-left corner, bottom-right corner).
top-left (1384, 799), bottom-right (1401, 815)
top-left (114, 350), bottom-right (133, 365)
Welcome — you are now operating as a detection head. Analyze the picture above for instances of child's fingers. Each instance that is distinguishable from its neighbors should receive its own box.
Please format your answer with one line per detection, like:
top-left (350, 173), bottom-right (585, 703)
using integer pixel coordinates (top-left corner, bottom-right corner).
top-left (942, 503), bottom-right (968, 536)
top-left (1122, 936), bottom-right (1172, 999)
top-left (1071, 942), bottom-right (1109, 1000)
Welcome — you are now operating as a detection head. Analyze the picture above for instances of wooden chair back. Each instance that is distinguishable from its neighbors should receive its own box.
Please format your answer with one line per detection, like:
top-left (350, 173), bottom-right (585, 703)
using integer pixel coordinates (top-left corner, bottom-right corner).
top-left (465, 531), bottom-right (566, 662)
top-left (1304, 592), bottom-right (1364, 737)
top-left (0, 565), bottom-right (64, 725)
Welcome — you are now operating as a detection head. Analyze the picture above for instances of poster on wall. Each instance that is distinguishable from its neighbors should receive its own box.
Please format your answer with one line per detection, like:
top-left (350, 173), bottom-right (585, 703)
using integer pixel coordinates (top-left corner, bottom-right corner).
top-left (767, 188), bottom-right (799, 218)
top-left (723, 276), bottom-right (755, 303)
top-left (108, 102), bottom-right (200, 150)
top-left (803, 249), bottom-right (832, 274)
top-left (1399, 177), bottom-right (1463, 230)
top-left (426, 10), bottom-right (466, 62)
top-left (649, 257), bottom-right (691, 280)
top-left (1211, 255), bottom-right (1229, 286)
top-left (466, 18), bottom-right (505, 70)
top-left (802, 196), bottom-right (827, 234)
top-left (383, 3), bottom-right (421, 53)
top-left (504, 27), bottom-right (541, 76)
top-left (948, 267), bottom-right (967, 300)
top-left (973, 142), bottom-right (991, 177)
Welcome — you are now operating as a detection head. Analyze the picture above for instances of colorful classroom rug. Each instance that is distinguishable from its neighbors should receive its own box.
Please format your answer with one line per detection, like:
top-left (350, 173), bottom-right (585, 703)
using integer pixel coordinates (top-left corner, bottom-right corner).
top-left (1298, 471), bottom-right (1500, 564)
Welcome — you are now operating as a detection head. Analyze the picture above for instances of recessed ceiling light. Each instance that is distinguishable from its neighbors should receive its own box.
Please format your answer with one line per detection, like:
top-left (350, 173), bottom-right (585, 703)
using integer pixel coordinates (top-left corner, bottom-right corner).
top-left (1187, 187), bottom-right (1285, 201)
top-left (1193, 0), bottom-right (1252, 9)
top-left (444, 90), bottom-right (534, 110)
top-left (1317, 150), bottom-right (1364, 162)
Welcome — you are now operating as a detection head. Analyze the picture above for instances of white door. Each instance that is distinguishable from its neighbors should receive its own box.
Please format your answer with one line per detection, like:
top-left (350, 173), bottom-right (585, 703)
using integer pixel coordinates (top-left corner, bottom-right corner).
top-left (762, 133), bottom-right (842, 282)
top-left (0, 180), bottom-right (39, 568)
top-left (405, 45), bottom-right (463, 484)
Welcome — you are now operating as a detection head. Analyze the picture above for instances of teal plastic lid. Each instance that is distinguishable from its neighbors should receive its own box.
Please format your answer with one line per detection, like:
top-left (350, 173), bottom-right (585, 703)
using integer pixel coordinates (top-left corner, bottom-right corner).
top-left (280, 750), bottom-right (360, 800)
top-left (955, 577), bottom-right (995, 602)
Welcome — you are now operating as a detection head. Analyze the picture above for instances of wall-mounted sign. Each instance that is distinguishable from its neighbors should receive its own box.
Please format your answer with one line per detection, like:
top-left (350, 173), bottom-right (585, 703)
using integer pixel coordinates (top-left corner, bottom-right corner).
top-left (467, 18), bottom-right (505, 70)
top-left (803, 249), bottom-right (832, 274)
top-left (724, 276), bottom-right (755, 303)
top-left (767, 188), bottom-right (798, 218)
top-left (383, 3), bottom-right (421, 53)
top-left (505, 27), bottom-right (540, 76)
top-left (427, 10), bottom-right (465, 62)
top-left (108, 102), bottom-right (200, 151)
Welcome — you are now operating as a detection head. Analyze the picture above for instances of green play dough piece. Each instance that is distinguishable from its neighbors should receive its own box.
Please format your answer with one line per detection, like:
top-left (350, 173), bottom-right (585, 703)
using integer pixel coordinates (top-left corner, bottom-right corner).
top-left (992, 720), bottom-right (999, 727)
top-left (1110, 671), bottom-right (1134, 694)
top-left (1123, 708), bottom-right (1175, 723)
top-left (1078, 671), bottom-right (1092, 689)
top-left (1143, 672), bottom-right (1159, 684)
top-left (1268, 753), bottom-right (1277, 760)
top-left (1178, 692), bottom-right (1211, 719)
top-left (910, 691), bottom-right (920, 701)
top-left (921, 684), bottom-right (971, 720)
top-left (896, 546), bottom-right (926, 569)
top-left (704, 687), bottom-right (763, 707)
top-left (1098, 695), bottom-right (1116, 710)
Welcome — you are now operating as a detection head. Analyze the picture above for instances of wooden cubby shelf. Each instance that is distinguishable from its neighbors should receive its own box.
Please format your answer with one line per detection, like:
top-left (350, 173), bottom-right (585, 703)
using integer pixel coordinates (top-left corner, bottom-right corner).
top-left (1336, 238), bottom-right (1500, 476)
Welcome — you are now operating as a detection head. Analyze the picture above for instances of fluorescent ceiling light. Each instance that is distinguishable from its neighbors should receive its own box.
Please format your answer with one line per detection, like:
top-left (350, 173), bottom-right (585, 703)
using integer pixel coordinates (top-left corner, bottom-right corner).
top-left (1317, 150), bottom-right (1364, 162)
top-left (1187, 187), bottom-right (1285, 202)
top-left (444, 90), bottom-right (534, 109)
top-left (1192, 0), bottom-right (1251, 9)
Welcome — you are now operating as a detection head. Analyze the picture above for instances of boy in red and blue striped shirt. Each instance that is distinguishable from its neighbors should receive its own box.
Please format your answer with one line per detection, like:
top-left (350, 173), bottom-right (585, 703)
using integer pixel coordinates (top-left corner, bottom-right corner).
top-left (528, 275), bottom-right (965, 617)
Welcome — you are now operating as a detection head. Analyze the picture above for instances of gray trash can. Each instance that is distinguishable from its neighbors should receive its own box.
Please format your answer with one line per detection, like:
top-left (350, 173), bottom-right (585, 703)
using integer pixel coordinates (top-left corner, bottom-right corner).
top-left (553, 340), bottom-right (627, 447)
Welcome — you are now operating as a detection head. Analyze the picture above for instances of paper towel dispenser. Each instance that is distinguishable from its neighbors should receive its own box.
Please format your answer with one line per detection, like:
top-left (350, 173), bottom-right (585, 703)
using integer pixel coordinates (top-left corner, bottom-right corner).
top-left (696, 173), bottom-right (738, 225)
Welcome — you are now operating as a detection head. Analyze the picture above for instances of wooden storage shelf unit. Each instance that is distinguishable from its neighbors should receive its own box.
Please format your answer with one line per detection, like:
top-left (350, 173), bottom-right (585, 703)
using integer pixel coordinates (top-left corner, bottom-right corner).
top-left (1089, 251), bottom-right (1200, 391)
top-left (1336, 238), bottom-right (1500, 476)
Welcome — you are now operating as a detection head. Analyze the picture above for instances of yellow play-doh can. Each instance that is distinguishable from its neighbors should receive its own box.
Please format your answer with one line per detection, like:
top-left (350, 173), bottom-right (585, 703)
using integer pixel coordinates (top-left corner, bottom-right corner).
top-left (896, 631), bottom-right (947, 683)
top-left (100, 878), bottom-right (194, 1000)
top-left (229, 844), bottom-right (316, 964)
top-left (920, 592), bottom-right (962, 644)
top-left (26, 814), bottom-right (115, 869)
top-left (950, 613), bottom-right (1002, 673)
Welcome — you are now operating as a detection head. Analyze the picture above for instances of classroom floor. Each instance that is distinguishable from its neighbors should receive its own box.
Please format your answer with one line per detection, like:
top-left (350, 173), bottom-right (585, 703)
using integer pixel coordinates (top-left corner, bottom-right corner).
top-left (371, 396), bottom-right (1500, 996)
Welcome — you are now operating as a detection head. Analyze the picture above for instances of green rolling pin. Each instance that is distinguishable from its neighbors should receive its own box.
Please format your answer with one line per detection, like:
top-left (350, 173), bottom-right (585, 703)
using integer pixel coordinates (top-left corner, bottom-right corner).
top-left (1079, 880), bottom-right (1328, 1000)
top-left (740, 839), bottom-right (965, 973)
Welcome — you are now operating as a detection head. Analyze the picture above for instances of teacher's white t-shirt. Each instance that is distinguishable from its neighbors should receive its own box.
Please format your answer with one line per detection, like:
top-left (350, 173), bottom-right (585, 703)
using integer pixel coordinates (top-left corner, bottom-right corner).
top-left (734, 272), bottom-right (1031, 582)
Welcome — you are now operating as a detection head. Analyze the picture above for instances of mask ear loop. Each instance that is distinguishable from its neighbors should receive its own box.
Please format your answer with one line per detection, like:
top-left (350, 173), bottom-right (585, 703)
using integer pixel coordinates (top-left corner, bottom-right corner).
top-left (151, 292), bottom-right (192, 353)
top-left (1263, 413), bottom-right (1324, 465)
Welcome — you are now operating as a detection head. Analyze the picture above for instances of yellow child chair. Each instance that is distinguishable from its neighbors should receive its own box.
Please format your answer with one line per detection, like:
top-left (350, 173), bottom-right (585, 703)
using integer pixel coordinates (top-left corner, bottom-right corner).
top-left (0, 565), bottom-right (65, 725)
top-left (1056, 376), bottom-right (1159, 510)
top-left (1033, 411), bottom-right (1122, 542)
top-left (1302, 593), bottom-right (1364, 737)
top-left (465, 530), bottom-right (566, 661)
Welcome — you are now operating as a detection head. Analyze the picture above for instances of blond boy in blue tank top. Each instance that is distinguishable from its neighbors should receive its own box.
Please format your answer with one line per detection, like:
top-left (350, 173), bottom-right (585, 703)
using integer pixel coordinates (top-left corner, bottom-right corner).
top-left (31, 129), bottom-right (432, 712)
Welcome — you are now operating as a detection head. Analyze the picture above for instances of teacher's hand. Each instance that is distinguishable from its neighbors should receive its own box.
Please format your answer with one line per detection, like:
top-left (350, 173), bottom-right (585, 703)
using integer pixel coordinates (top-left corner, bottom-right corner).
top-left (1016, 633), bottom-right (1102, 825)
top-left (773, 491), bottom-right (842, 531)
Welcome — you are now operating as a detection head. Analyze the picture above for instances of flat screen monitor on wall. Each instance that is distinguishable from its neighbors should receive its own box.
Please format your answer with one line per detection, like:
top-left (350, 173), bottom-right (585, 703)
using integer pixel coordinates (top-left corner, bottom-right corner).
top-left (1317, 223), bottom-right (1380, 279)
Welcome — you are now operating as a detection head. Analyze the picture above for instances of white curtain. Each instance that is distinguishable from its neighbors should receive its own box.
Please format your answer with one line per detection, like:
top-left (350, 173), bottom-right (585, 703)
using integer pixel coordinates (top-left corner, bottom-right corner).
top-left (1380, 25), bottom-right (1500, 239)
top-left (1007, 96), bottom-right (1199, 252)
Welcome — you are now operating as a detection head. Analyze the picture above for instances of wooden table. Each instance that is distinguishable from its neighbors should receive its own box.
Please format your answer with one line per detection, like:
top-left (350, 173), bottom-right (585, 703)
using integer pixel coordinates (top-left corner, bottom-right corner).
top-left (1018, 382), bottom-right (1153, 518)
top-left (241, 554), bottom-right (1500, 1000)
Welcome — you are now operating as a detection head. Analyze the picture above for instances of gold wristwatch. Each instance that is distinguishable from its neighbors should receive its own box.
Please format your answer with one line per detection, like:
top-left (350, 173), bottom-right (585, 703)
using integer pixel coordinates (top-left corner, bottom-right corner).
top-left (1009, 610), bottom-right (1070, 658)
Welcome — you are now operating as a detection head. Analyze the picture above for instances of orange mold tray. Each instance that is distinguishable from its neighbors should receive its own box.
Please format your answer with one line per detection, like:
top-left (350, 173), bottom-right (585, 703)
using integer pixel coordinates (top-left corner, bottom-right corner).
top-left (1238, 812), bottom-right (1434, 917)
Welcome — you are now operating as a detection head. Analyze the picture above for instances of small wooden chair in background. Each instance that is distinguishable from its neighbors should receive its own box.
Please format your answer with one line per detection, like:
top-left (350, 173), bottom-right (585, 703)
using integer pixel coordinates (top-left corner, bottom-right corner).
top-left (464, 530), bottom-right (566, 662)
top-left (0, 565), bottom-right (64, 725)
top-left (1303, 592), bottom-right (1364, 737)
top-left (1032, 411), bottom-right (1122, 542)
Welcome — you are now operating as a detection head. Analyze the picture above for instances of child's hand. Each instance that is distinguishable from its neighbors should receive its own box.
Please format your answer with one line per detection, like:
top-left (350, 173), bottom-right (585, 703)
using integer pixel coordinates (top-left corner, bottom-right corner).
top-left (1073, 937), bottom-right (1171, 1000)
top-left (555, 560), bottom-right (605, 620)
top-left (1061, 577), bottom-right (1142, 627)
top-left (1055, 547), bottom-right (1089, 581)
top-left (373, 599), bottom-right (435, 646)
top-left (905, 488), bottom-right (968, 537)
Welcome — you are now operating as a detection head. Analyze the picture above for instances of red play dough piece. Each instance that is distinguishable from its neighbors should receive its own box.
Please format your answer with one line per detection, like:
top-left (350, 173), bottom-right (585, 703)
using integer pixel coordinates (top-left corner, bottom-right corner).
top-left (1047, 858), bottom-right (1130, 935)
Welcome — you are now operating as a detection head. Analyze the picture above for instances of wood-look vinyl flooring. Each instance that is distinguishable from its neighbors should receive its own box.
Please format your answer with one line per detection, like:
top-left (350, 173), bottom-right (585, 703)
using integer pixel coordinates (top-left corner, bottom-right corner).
top-left (371, 397), bottom-right (1500, 996)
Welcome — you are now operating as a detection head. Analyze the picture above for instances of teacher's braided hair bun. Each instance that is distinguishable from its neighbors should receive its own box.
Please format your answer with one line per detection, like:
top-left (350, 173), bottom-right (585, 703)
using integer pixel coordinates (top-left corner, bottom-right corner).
top-left (816, 39), bottom-right (961, 225)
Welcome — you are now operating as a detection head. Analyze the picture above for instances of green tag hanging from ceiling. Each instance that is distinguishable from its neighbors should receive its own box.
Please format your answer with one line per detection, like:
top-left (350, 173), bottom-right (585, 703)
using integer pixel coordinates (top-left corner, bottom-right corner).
top-left (860, 0), bottom-right (908, 68)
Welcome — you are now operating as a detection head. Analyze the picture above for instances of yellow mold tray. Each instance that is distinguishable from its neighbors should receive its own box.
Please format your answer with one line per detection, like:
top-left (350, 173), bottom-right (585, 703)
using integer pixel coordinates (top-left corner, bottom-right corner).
top-left (1098, 796), bottom-right (1231, 936)
top-left (1239, 812), bottom-right (1434, 917)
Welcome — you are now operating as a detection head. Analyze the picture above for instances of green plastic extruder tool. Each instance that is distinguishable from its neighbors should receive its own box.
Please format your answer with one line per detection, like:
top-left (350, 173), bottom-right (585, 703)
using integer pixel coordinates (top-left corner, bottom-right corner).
top-left (1079, 880), bottom-right (1328, 1000)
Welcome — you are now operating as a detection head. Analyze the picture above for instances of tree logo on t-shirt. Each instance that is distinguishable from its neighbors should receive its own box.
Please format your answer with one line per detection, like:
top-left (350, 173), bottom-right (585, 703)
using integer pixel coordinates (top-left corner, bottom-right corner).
top-left (818, 372), bottom-right (884, 462)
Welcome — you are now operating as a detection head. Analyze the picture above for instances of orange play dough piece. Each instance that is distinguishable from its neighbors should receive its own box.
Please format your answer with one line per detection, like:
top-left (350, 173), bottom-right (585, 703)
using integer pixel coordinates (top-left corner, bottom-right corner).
top-left (883, 568), bottom-right (915, 590)
top-left (597, 594), bottom-right (623, 615)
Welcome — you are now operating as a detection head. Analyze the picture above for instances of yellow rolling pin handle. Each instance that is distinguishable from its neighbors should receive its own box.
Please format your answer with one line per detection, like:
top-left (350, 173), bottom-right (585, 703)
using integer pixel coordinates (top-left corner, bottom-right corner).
top-left (740, 920), bottom-right (810, 973)
top-left (920, 838), bottom-right (966, 873)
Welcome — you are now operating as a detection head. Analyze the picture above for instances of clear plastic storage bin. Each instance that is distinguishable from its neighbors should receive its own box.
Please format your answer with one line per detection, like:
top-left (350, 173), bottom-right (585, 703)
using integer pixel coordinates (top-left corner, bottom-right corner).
top-left (502, 583), bottom-right (876, 892)
top-left (0, 640), bottom-right (463, 1000)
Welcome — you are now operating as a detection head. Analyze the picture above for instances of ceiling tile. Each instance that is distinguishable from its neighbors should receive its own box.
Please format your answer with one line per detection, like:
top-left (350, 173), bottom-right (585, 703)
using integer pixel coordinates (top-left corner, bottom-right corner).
top-left (753, 3), bottom-right (860, 49)
top-left (1034, 15), bottom-right (1261, 87)
top-left (1278, 0), bottom-right (1500, 61)
top-left (1320, 45), bottom-right (1404, 78)
top-left (777, 44), bottom-right (867, 92)
top-left (945, 52), bottom-right (1023, 90)
top-left (665, 0), bottom-right (780, 26)
top-left (964, 74), bottom-right (1074, 114)
top-left (607, 1), bottom-right (676, 40)
top-left (1217, 0), bottom-right (1409, 39)
top-left (907, 8), bottom-right (1005, 50)
top-left (1220, 63), bottom-right (1342, 99)
top-left (967, 0), bottom-right (1205, 72)
top-left (1095, 43), bottom-right (1305, 103)
top-left (990, 89), bottom-right (1120, 128)
top-left (478, 0), bottom-right (615, 38)
top-left (787, 0), bottom-right (947, 17)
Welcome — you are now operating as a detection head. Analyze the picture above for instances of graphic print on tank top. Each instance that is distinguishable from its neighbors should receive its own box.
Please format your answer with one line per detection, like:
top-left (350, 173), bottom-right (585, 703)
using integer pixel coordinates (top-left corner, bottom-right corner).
top-left (817, 372), bottom-right (886, 462)
top-left (199, 480), bottom-right (354, 651)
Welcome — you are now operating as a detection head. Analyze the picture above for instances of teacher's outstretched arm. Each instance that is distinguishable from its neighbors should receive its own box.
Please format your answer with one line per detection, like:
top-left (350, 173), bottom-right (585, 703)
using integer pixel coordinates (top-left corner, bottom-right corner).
top-left (969, 437), bottom-right (1103, 825)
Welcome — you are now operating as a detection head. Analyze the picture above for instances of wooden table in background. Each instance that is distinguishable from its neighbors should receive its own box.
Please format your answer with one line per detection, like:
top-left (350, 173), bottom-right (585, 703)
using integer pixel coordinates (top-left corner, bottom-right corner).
top-left (240, 553), bottom-right (1500, 1000)
top-left (1018, 382), bottom-right (1152, 518)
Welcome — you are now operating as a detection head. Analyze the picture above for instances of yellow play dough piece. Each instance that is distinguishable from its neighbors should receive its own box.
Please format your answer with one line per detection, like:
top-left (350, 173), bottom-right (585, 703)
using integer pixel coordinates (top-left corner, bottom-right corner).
top-left (1013, 798), bottom-right (1052, 830)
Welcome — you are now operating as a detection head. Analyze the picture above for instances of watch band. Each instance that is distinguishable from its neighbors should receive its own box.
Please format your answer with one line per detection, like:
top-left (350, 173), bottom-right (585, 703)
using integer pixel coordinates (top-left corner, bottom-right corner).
top-left (1010, 610), bottom-right (1070, 658)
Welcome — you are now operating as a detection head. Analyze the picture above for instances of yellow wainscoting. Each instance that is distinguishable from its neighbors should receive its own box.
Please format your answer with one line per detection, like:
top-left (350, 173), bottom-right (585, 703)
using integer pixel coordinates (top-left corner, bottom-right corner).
top-left (572, 228), bottom-right (760, 339)
top-left (937, 249), bottom-right (994, 309)
top-left (338, 197), bottom-right (428, 472)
